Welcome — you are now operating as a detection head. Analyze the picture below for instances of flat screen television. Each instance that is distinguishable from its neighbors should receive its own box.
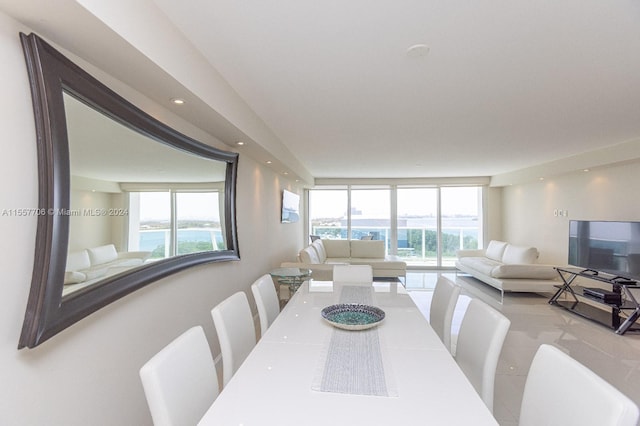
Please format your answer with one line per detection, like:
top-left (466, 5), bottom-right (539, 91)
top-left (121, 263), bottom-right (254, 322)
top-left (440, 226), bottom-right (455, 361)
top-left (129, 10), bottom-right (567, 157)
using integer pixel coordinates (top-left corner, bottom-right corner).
top-left (281, 189), bottom-right (300, 223)
top-left (568, 220), bottom-right (640, 281)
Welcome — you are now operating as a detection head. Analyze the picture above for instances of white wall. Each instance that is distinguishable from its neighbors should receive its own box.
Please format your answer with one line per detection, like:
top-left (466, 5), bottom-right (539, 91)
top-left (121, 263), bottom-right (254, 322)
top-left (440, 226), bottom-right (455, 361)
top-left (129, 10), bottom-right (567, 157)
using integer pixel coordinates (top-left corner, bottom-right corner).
top-left (0, 12), bottom-right (303, 425)
top-left (69, 189), bottom-right (115, 251)
top-left (502, 161), bottom-right (640, 265)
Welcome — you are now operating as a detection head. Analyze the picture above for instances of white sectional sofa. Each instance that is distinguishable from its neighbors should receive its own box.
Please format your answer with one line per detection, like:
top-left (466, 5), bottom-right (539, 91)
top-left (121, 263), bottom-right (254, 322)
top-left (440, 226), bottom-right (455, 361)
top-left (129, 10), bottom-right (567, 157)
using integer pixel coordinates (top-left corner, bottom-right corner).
top-left (64, 244), bottom-right (151, 294)
top-left (281, 239), bottom-right (406, 281)
top-left (455, 240), bottom-right (558, 296)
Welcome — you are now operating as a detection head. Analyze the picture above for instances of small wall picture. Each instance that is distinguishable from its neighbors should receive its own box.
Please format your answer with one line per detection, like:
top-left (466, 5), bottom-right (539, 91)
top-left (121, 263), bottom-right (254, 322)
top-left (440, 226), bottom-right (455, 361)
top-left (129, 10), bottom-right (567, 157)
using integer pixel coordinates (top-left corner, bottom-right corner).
top-left (281, 189), bottom-right (300, 223)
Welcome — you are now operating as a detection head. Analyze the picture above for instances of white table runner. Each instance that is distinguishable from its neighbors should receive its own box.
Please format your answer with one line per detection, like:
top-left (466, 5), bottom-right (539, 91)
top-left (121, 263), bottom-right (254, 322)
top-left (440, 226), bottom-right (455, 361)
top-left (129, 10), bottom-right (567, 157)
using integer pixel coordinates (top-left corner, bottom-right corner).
top-left (312, 285), bottom-right (397, 397)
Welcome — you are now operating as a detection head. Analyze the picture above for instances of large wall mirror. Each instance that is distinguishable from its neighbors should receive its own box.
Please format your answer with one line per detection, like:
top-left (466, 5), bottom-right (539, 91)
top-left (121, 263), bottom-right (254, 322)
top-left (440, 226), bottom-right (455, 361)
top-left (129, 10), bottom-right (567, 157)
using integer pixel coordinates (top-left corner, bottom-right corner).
top-left (18, 33), bottom-right (240, 349)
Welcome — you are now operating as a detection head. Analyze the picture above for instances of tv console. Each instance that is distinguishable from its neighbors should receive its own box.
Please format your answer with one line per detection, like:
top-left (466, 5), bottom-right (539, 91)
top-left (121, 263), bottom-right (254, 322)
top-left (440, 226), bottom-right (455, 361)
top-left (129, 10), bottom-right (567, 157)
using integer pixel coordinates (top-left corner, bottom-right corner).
top-left (549, 267), bottom-right (640, 335)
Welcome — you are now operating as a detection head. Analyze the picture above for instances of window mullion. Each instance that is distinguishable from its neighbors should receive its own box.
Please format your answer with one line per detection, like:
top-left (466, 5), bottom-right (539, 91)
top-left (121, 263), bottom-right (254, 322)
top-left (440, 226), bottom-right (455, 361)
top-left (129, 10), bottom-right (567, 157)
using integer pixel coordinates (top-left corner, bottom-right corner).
top-left (171, 191), bottom-right (177, 256)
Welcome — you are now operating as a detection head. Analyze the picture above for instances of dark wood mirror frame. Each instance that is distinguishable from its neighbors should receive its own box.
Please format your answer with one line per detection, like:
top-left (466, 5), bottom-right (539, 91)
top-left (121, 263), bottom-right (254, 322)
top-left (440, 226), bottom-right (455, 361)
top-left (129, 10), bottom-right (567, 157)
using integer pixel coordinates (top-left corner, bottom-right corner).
top-left (18, 32), bottom-right (240, 349)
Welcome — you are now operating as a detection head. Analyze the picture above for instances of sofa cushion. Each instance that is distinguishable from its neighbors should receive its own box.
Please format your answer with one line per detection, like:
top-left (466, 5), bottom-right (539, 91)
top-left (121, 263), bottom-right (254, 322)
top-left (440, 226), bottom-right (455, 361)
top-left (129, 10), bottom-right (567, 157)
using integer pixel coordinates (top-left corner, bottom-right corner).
top-left (350, 258), bottom-right (406, 270)
top-left (491, 264), bottom-right (558, 279)
top-left (88, 244), bottom-right (119, 266)
top-left (350, 240), bottom-right (385, 258)
top-left (311, 240), bottom-right (327, 263)
top-left (485, 240), bottom-right (508, 262)
top-left (109, 258), bottom-right (145, 268)
top-left (322, 239), bottom-right (351, 258)
top-left (84, 267), bottom-right (109, 280)
top-left (64, 270), bottom-right (87, 285)
top-left (458, 256), bottom-right (502, 276)
top-left (299, 246), bottom-right (321, 264)
top-left (502, 245), bottom-right (539, 264)
top-left (66, 250), bottom-right (91, 271)
top-left (324, 258), bottom-right (351, 265)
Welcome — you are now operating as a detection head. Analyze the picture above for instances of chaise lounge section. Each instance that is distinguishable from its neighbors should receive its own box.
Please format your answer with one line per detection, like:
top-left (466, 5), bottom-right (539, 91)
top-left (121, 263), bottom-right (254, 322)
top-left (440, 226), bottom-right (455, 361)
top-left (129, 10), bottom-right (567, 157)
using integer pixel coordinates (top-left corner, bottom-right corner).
top-left (64, 244), bottom-right (151, 295)
top-left (455, 240), bottom-right (558, 297)
top-left (281, 239), bottom-right (406, 281)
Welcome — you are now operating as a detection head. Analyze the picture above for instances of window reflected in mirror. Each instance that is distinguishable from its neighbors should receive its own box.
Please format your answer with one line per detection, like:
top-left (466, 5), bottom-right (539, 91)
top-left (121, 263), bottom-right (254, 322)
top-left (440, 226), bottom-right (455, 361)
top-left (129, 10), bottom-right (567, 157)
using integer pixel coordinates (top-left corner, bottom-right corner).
top-left (18, 32), bottom-right (239, 348)
top-left (63, 92), bottom-right (229, 297)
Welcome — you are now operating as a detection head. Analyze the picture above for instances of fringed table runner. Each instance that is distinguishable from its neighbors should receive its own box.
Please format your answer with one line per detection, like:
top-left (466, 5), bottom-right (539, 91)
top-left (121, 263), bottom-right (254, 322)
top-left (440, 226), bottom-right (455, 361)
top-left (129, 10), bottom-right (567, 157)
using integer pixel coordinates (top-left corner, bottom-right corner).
top-left (312, 285), bottom-right (397, 397)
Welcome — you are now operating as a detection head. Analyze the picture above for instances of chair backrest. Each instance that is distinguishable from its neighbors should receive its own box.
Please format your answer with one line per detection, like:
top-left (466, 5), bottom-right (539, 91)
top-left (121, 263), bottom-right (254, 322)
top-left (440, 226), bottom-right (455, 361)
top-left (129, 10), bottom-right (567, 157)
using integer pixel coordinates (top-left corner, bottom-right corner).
top-left (251, 274), bottom-right (280, 337)
top-left (332, 264), bottom-right (373, 284)
top-left (139, 326), bottom-right (219, 426)
top-left (429, 276), bottom-right (461, 353)
top-left (211, 291), bottom-right (257, 387)
top-left (520, 344), bottom-right (639, 426)
top-left (454, 298), bottom-right (510, 413)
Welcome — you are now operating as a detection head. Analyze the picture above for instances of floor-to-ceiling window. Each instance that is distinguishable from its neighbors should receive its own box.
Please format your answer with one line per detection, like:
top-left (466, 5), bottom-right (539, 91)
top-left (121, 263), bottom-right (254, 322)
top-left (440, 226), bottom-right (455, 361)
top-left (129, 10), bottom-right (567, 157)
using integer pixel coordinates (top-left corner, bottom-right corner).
top-left (397, 187), bottom-right (439, 266)
top-left (308, 188), bottom-right (349, 239)
top-left (351, 187), bottom-right (391, 241)
top-left (128, 190), bottom-right (224, 259)
top-left (440, 186), bottom-right (482, 267)
top-left (308, 184), bottom-right (483, 268)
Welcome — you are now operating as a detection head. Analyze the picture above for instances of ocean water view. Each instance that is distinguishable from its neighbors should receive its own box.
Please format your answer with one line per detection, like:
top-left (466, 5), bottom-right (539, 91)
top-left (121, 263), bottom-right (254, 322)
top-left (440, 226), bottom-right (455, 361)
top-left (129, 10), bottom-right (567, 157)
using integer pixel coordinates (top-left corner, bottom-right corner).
top-left (312, 216), bottom-right (481, 266)
top-left (139, 228), bottom-right (223, 256)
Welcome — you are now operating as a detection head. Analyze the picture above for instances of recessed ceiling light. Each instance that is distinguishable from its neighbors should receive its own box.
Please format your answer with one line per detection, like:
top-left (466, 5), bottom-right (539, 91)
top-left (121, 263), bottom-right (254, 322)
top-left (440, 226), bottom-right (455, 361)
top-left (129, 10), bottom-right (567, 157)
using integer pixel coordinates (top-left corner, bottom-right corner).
top-left (406, 44), bottom-right (430, 58)
top-left (171, 98), bottom-right (185, 105)
top-left (539, 177), bottom-right (545, 181)
top-left (266, 160), bottom-right (272, 164)
top-left (236, 141), bottom-right (245, 146)
top-left (283, 171), bottom-right (289, 175)
top-left (583, 169), bottom-right (590, 172)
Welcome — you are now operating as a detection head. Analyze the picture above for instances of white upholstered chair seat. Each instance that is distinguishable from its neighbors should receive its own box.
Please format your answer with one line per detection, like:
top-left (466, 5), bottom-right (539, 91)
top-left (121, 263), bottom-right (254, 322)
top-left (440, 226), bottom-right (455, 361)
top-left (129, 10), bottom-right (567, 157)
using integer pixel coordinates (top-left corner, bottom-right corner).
top-left (139, 326), bottom-right (219, 426)
top-left (332, 264), bottom-right (373, 284)
top-left (519, 344), bottom-right (639, 426)
top-left (454, 298), bottom-right (510, 413)
top-left (429, 276), bottom-right (461, 353)
top-left (251, 274), bottom-right (281, 338)
top-left (211, 291), bottom-right (257, 387)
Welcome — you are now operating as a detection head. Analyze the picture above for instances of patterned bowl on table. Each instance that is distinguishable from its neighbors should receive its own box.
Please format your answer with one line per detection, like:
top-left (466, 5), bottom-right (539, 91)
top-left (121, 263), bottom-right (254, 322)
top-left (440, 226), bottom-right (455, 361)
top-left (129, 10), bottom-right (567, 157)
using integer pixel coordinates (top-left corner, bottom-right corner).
top-left (321, 304), bottom-right (385, 331)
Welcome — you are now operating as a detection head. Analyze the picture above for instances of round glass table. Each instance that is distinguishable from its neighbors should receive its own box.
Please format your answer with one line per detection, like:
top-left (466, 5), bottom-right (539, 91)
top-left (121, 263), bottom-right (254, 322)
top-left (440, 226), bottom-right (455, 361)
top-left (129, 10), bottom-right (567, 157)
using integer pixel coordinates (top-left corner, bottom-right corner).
top-left (269, 267), bottom-right (311, 297)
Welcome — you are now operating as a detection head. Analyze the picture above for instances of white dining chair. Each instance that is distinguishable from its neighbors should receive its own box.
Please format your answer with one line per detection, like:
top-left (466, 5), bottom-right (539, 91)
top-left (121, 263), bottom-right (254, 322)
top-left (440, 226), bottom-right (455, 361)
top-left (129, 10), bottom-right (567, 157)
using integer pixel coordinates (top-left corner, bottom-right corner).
top-left (139, 326), bottom-right (219, 426)
top-left (211, 291), bottom-right (257, 387)
top-left (429, 276), bottom-right (461, 354)
top-left (251, 274), bottom-right (280, 338)
top-left (454, 298), bottom-right (510, 413)
top-left (519, 344), bottom-right (639, 426)
top-left (332, 264), bottom-right (373, 284)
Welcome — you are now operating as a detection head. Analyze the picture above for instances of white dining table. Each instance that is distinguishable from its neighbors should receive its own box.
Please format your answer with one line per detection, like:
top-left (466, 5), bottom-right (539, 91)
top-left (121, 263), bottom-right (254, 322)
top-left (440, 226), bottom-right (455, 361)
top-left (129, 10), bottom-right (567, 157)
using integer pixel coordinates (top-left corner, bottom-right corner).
top-left (198, 280), bottom-right (498, 425)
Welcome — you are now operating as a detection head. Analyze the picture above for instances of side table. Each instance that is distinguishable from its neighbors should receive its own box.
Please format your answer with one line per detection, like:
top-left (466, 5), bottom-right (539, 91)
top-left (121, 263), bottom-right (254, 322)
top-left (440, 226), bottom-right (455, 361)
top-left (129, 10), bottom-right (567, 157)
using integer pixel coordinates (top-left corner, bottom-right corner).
top-left (269, 267), bottom-right (311, 302)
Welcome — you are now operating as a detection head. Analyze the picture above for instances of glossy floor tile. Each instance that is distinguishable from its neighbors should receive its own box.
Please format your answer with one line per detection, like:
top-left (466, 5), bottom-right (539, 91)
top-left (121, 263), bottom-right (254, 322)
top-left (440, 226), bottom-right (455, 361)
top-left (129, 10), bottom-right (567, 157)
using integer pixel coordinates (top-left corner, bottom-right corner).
top-left (406, 271), bottom-right (640, 426)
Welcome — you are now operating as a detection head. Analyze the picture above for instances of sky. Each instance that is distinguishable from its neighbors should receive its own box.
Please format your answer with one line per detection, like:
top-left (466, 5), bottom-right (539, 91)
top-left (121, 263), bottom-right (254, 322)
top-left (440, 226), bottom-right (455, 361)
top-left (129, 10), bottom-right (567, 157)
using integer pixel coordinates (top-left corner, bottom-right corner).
top-left (138, 192), bottom-right (221, 222)
top-left (309, 187), bottom-right (480, 219)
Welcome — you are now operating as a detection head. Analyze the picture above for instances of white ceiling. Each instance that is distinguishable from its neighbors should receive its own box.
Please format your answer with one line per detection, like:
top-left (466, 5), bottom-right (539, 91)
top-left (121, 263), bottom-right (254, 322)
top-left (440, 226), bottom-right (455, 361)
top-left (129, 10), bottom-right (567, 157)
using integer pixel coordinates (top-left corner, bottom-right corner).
top-left (2, 0), bottom-right (640, 182)
top-left (154, 0), bottom-right (640, 179)
top-left (65, 93), bottom-right (228, 183)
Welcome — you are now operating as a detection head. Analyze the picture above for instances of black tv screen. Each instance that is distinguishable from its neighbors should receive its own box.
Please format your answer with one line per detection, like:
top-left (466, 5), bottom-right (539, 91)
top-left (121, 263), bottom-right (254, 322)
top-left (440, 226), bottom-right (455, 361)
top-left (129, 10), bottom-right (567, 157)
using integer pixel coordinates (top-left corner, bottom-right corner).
top-left (568, 220), bottom-right (640, 281)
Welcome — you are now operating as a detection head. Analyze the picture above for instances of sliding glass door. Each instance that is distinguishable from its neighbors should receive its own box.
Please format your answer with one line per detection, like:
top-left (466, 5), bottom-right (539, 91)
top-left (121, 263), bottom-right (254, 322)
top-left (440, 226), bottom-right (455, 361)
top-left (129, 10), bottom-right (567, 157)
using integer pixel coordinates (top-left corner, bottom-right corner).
top-left (441, 187), bottom-right (481, 267)
top-left (350, 188), bottom-right (390, 241)
top-left (397, 187), bottom-right (439, 266)
top-left (308, 184), bottom-right (483, 268)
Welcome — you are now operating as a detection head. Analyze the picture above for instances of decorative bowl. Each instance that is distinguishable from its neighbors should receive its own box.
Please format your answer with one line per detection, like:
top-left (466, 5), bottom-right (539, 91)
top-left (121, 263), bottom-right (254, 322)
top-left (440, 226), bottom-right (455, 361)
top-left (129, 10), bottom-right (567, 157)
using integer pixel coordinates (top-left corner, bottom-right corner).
top-left (321, 304), bottom-right (385, 331)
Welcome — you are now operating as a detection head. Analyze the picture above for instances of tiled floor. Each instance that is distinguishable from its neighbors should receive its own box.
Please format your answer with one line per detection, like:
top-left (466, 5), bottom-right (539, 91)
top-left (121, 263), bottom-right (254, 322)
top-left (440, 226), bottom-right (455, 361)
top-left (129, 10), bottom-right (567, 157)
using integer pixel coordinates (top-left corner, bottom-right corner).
top-left (406, 271), bottom-right (640, 426)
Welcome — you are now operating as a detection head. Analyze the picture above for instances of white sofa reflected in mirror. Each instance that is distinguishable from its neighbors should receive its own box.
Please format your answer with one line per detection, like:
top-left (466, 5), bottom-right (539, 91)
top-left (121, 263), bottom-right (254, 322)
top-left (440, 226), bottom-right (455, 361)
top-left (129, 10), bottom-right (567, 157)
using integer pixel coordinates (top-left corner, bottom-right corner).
top-left (64, 244), bottom-right (151, 296)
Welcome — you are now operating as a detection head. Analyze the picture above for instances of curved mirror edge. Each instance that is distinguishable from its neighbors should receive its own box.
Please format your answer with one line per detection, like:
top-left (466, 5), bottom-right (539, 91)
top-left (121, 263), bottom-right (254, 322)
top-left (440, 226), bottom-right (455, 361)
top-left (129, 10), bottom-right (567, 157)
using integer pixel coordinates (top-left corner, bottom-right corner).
top-left (17, 32), bottom-right (240, 349)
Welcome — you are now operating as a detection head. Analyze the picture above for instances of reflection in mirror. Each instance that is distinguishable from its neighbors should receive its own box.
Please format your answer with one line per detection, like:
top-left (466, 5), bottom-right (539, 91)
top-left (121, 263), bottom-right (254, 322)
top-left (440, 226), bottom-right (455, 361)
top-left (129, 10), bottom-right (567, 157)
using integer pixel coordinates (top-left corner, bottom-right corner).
top-left (63, 93), bottom-right (229, 296)
top-left (18, 32), bottom-right (239, 348)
